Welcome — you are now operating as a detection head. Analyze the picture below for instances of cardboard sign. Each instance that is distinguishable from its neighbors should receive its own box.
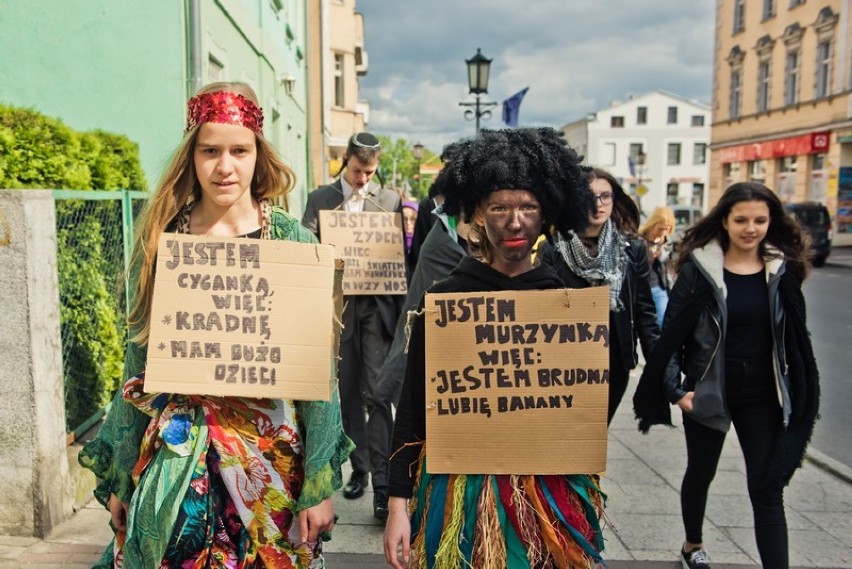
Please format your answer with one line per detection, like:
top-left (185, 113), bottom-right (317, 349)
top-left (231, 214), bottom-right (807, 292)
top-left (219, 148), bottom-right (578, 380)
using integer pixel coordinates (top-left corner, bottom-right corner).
top-left (318, 210), bottom-right (407, 295)
top-left (424, 288), bottom-right (609, 474)
top-left (145, 234), bottom-right (336, 400)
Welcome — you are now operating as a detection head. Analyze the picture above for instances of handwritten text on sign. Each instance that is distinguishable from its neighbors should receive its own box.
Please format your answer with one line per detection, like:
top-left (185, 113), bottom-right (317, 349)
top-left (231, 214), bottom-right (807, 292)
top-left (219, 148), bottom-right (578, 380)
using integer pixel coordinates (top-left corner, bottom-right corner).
top-left (318, 210), bottom-right (406, 295)
top-left (424, 288), bottom-right (610, 474)
top-left (145, 234), bottom-right (335, 400)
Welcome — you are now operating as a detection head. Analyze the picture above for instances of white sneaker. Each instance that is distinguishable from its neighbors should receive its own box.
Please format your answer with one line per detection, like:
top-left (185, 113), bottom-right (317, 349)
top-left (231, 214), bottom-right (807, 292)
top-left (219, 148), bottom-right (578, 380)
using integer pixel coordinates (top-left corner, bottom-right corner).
top-left (680, 547), bottom-right (710, 569)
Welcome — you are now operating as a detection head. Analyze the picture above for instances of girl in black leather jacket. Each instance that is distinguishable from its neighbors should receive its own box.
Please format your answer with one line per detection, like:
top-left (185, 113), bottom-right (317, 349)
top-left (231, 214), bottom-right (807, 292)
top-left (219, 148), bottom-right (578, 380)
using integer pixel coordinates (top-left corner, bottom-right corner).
top-left (539, 167), bottom-right (660, 424)
top-left (635, 182), bottom-right (819, 569)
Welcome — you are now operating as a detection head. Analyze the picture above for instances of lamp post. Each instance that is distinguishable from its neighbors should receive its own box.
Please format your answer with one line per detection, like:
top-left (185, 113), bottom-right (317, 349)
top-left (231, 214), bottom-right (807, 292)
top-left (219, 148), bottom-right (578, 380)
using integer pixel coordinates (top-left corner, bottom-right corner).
top-left (412, 141), bottom-right (424, 196)
top-left (459, 48), bottom-right (498, 132)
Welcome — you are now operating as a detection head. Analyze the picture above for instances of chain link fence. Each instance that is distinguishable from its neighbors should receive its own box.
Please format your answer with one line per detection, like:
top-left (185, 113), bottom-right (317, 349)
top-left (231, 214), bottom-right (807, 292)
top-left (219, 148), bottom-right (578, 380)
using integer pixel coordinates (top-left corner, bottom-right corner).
top-left (53, 190), bottom-right (148, 439)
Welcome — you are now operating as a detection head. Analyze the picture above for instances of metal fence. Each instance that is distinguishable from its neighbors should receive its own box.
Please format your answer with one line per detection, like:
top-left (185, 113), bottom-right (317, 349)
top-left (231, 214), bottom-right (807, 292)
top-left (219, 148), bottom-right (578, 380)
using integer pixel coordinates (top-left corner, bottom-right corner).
top-left (53, 190), bottom-right (148, 440)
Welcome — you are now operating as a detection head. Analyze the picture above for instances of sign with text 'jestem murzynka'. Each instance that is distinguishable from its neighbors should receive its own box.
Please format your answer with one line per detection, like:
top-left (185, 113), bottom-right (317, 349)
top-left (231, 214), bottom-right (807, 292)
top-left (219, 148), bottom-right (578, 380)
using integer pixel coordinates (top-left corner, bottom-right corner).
top-left (145, 233), bottom-right (335, 400)
top-left (318, 210), bottom-right (407, 295)
top-left (425, 287), bottom-right (610, 474)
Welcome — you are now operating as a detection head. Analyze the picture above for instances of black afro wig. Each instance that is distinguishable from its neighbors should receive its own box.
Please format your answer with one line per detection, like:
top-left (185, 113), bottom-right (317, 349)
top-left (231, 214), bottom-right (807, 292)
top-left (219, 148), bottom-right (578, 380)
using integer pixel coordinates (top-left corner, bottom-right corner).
top-left (436, 127), bottom-right (593, 236)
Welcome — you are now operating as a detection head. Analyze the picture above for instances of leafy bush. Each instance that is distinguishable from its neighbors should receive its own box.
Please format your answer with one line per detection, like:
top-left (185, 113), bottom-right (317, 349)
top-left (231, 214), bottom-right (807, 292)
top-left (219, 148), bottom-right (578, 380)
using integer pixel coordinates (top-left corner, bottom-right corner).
top-left (0, 102), bottom-right (147, 431)
top-left (57, 215), bottom-right (125, 429)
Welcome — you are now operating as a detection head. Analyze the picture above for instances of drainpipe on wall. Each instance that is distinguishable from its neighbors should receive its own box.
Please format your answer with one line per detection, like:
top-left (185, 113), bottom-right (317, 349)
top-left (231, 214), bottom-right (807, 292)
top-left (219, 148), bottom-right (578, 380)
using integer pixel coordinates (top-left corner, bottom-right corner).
top-left (187, 0), bottom-right (203, 96)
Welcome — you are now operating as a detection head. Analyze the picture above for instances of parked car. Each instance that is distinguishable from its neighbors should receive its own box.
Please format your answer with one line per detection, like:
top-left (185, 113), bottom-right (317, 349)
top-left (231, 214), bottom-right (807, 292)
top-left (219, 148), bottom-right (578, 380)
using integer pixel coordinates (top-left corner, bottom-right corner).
top-left (784, 201), bottom-right (832, 267)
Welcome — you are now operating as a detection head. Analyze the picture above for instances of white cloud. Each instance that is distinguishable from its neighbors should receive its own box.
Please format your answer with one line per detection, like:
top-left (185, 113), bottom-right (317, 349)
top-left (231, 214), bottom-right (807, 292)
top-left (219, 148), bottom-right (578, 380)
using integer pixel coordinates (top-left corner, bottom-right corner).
top-left (358, 0), bottom-right (715, 155)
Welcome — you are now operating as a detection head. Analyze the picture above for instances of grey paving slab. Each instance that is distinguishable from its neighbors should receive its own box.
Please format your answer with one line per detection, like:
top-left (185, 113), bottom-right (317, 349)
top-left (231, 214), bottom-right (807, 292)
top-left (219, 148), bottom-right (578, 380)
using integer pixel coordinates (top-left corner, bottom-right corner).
top-left (605, 483), bottom-right (682, 516)
top-left (42, 505), bottom-right (112, 547)
top-left (798, 511), bottom-right (852, 549)
top-left (600, 526), bottom-right (631, 560)
top-left (604, 456), bottom-right (674, 487)
top-left (323, 521), bottom-right (384, 555)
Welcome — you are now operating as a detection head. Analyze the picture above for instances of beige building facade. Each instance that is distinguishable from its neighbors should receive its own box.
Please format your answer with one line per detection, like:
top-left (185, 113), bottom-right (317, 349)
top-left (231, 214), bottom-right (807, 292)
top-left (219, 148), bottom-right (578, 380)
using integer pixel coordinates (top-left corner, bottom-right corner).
top-left (307, 0), bottom-right (370, 189)
top-left (711, 0), bottom-right (852, 244)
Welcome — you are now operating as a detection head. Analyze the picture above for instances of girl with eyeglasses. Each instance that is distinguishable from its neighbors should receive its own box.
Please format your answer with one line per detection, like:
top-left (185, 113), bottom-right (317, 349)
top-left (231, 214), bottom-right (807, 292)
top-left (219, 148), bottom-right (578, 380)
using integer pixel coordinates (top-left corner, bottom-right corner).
top-left (539, 167), bottom-right (660, 424)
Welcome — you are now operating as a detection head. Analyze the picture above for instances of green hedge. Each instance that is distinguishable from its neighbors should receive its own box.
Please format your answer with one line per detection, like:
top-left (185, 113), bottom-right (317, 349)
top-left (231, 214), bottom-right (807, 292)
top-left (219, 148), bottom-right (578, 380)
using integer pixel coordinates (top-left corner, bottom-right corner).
top-left (0, 103), bottom-right (147, 431)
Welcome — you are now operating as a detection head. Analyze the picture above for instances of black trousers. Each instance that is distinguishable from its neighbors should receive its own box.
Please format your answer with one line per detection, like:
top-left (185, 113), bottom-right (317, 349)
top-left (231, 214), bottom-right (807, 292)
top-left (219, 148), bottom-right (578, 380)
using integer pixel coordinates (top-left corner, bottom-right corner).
top-left (681, 357), bottom-right (788, 568)
top-left (339, 295), bottom-right (393, 491)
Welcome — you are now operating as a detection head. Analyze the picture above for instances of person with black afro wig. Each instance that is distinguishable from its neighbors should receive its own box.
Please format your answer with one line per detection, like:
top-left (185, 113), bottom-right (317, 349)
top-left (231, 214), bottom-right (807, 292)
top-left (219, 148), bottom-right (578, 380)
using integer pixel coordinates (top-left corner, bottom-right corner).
top-left (437, 127), bottom-right (594, 257)
top-left (383, 127), bottom-right (607, 569)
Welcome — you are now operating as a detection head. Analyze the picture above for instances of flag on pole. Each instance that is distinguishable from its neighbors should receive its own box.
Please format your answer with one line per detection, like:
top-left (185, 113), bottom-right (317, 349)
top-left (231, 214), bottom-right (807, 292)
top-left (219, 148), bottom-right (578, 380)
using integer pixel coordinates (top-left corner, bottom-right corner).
top-left (502, 87), bottom-right (529, 128)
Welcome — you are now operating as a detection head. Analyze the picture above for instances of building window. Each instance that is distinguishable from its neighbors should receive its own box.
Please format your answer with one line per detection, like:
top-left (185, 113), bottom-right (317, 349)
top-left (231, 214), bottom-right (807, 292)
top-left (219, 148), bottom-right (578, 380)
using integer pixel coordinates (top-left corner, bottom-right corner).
top-left (629, 143), bottom-right (644, 163)
top-left (667, 183), bottom-right (680, 205)
top-left (636, 106), bottom-right (647, 125)
top-left (727, 45), bottom-right (744, 120)
top-left (784, 50), bottom-right (800, 106)
top-left (208, 55), bottom-right (224, 83)
top-left (601, 142), bottom-right (616, 166)
top-left (789, 0), bottom-right (805, 7)
top-left (733, 0), bottom-right (746, 34)
top-left (729, 67), bottom-right (742, 119)
top-left (334, 53), bottom-right (345, 107)
top-left (815, 40), bottom-right (832, 98)
top-left (691, 115), bottom-right (705, 127)
top-left (762, 0), bottom-right (776, 20)
top-left (691, 183), bottom-right (705, 207)
top-left (757, 60), bottom-right (771, 112)
top-left (693, 143), bottom-right (707, 165)
top-left (778, 156), bottom-right (798, 200)
top-left (667, 143), bottom-right (682, 165)
top-left (610, 116), bottom-right (624, 128)
top-left (724, 162), bottom-right (742, 187)
top-left (667, 106), bottom-right (678, 124)
top-left (749, 160), bottom-right (766, 182)
top-left (809, 153), bottom-right (827, 201)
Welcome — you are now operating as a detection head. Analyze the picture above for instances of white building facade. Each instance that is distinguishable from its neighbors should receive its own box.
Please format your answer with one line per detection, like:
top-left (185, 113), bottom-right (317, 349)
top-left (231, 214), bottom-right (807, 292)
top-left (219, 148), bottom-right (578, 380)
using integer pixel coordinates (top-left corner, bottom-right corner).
top-left (562, 91), bottom-right (712, 214)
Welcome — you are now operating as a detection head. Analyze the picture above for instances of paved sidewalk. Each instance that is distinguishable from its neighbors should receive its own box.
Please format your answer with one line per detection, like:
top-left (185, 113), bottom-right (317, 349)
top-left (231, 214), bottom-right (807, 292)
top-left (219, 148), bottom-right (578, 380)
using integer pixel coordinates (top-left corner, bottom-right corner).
top-left (2, 376), bottom-right (850, 568)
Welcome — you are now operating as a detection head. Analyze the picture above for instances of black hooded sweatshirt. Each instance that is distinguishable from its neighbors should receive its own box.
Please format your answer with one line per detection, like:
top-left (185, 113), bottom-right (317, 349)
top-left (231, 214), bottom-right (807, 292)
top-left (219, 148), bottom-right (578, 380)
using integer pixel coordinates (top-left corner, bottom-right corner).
top-left (388, 256), bottom-right (564, 497)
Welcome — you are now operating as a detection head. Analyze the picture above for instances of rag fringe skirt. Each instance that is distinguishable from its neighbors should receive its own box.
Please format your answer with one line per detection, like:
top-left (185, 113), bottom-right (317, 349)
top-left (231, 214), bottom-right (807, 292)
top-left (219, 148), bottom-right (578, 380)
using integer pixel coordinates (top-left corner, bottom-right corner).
top-left (407, 456), bottom-right (606, 569)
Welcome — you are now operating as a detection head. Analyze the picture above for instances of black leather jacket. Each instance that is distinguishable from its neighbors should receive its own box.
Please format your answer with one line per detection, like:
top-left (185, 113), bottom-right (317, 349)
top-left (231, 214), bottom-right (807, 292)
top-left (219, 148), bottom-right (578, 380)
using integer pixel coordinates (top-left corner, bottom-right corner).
top-left (662, 242), bottom-right (792, 432)
top-left (539, 237), bottom-right (660, 372)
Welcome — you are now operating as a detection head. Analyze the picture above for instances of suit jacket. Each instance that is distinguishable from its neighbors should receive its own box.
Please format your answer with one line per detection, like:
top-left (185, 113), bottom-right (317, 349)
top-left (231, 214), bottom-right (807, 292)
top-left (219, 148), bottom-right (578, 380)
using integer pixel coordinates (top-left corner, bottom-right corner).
top-left (302, 179), bottom-right (403, 337)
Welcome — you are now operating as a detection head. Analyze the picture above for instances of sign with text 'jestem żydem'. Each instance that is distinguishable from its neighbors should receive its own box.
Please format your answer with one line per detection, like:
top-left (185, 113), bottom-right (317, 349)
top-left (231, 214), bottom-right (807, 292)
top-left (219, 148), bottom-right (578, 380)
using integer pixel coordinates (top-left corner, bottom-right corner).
top-left (318, 210), bottom-right (406, 295)
top-left (145, 233), bottom-right (335, 400)
top-left (425, 287), bottom-right (609, 474)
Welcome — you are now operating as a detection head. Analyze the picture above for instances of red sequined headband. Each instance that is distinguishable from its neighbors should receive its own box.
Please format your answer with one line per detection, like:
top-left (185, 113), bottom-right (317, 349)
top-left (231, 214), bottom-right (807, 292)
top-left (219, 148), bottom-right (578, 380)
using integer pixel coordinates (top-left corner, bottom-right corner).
top-left (185, 91), bottom-right (264, 134)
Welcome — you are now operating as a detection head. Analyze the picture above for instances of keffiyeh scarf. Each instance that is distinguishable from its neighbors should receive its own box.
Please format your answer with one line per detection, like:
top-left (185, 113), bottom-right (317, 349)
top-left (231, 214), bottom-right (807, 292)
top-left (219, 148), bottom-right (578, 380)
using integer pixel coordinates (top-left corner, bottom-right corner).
top-left (554, 219), bottom-right (628, 311)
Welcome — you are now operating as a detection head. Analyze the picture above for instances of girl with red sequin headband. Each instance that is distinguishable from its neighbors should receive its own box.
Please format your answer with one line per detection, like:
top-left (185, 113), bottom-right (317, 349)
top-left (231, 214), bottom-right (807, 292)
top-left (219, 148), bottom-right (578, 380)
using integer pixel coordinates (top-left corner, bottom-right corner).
top-left (79, 82), bottom-right (353, 568)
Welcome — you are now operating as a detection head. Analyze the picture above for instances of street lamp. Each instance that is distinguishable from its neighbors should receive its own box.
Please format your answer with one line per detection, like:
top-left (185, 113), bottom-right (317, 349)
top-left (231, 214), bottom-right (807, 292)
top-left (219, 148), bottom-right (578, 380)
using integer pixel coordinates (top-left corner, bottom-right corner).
top-left (412, 141), bottom-right (424, 195)
top-left (459, 48), bottom-right (498, 132)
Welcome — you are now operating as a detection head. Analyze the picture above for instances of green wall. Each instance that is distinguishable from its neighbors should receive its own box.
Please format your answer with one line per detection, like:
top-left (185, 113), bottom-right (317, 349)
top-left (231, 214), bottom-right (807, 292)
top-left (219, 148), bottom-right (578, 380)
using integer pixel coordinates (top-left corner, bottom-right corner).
top-left (0, 0), bottom-right (186, 189)
top-left (0, 0), bottom-right (310, 214)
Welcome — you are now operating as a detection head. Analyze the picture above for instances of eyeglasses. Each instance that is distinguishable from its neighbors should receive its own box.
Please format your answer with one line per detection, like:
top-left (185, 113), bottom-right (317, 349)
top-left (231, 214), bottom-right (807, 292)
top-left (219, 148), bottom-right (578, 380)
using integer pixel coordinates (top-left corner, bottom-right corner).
top-left (350, 132), bottom-right (381, 149)
top-left (594, 192), bottom-right (613, 205)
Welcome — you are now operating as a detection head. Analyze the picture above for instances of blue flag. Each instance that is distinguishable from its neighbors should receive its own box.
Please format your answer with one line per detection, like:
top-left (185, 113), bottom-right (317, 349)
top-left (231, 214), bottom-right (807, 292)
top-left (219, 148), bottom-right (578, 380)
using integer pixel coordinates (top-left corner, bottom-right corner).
top-left (502, 87), bottom-right (529, 127)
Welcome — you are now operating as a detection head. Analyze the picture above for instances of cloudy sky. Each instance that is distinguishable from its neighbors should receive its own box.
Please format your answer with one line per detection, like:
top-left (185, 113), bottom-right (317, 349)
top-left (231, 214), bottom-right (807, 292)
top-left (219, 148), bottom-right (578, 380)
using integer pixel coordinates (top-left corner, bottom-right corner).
top-left (357, 0), bottom-right (716, 155)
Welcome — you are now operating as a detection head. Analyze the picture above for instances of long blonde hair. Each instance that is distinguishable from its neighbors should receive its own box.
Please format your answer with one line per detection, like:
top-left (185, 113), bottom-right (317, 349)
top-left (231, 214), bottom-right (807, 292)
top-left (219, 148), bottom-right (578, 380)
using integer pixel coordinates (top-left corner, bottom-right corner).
top-left (638, 206), bottom-right (675, 238)
top-left (128, 81), bottom-right (296, 345)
